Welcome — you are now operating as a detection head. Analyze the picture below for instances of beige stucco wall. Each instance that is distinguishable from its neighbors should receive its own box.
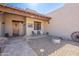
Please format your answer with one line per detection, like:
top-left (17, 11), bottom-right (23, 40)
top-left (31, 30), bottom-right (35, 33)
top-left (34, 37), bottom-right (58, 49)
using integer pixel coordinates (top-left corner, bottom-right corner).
top-left (4, 13), bottom-right (25, 36)
top-left (26, 17), bottom-right (48, 36)
top-left (47, 3), bottom-right (79, 40)
top-left (0, 12), bottom-right (4, 36)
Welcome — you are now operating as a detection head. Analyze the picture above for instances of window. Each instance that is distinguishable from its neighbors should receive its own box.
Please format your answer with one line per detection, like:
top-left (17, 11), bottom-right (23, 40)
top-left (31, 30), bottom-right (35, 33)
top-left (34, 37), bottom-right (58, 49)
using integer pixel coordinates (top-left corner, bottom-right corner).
top-left (34, 21), bottom-right (41, 30)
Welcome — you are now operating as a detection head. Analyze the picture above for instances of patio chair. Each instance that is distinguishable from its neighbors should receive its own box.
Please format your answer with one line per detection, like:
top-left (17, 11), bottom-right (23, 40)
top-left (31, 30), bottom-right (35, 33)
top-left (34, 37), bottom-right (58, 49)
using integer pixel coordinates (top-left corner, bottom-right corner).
top-left (37, 31), bottom-right (41, 35)
top-left (46, 32), bottom-right (49, 35)
top-left (31, 31), bottom-right (36, 36)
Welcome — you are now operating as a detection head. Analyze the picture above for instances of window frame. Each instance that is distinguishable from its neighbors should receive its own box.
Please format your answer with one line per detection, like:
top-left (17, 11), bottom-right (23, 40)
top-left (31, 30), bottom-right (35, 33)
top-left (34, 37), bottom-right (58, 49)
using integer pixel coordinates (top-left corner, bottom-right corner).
top-left (34, 21), bottom-right (41, 30)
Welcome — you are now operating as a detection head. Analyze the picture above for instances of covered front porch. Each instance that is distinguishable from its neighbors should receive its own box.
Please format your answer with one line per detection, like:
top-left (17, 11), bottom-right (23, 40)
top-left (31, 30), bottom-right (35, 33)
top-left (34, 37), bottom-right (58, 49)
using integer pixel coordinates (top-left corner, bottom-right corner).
top-left (0, 12), bottom-right (49, 37)
top-left (0, 5), bottom-right (51, 37)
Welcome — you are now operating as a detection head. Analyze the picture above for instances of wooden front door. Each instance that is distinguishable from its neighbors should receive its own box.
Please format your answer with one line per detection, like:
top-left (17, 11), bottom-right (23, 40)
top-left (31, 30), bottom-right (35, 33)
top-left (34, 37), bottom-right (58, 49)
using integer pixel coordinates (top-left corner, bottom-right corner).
top-left (13, 21), bottom-right (19, 36)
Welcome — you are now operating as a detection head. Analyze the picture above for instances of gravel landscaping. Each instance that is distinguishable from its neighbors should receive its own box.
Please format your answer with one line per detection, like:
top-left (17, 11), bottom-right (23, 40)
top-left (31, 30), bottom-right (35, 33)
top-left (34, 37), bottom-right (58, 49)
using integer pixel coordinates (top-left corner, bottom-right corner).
top-left (27, 37), bottom-right (79, 56)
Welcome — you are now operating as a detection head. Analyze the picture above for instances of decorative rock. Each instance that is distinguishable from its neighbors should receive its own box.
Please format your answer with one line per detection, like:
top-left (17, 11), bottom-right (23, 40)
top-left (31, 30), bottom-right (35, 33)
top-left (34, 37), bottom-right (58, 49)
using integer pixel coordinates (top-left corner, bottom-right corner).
top-left (0, 37), bottom-right (8, 45)
top-left (40, 49), bottom-right (45, 52)
top-left (52, 38), bottom-right (61, 44)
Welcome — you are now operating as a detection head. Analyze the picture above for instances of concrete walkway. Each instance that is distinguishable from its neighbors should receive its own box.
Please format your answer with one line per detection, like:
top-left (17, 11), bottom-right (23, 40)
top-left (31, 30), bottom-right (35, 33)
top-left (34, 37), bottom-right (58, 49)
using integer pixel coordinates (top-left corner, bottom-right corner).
top-left (1, 37), bottom-right (37, 56)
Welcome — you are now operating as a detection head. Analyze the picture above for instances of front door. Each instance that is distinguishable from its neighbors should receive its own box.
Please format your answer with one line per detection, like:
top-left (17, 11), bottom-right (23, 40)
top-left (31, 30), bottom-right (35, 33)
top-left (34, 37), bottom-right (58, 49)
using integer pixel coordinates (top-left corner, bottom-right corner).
top-left (13, 21), bottom-right (19, 36)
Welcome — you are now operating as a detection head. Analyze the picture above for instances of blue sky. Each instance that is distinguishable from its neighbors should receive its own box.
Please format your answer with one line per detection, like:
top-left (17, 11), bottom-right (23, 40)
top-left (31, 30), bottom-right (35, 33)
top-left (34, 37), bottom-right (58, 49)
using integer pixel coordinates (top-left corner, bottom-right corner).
top-left (7, 3), bottom-right (64, 14)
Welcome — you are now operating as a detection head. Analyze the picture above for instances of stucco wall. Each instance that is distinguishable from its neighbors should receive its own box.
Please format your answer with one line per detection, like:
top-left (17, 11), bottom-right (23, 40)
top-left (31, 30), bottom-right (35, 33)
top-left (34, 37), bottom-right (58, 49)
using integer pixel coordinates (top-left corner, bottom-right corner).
top-left (4, 13), bottom-right (25, 36)
top-left (0, 12), bottom-right (4, 36)
top-left (47, 4), bottom-right (79, 40)
top-left (26, 17), bottom-right (48, 36)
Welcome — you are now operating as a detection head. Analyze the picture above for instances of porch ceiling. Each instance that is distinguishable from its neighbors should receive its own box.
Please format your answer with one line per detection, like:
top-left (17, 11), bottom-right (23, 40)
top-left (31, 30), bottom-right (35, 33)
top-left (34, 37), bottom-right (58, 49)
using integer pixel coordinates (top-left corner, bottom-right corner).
top-left (0, 5), bottom-right (51, 21)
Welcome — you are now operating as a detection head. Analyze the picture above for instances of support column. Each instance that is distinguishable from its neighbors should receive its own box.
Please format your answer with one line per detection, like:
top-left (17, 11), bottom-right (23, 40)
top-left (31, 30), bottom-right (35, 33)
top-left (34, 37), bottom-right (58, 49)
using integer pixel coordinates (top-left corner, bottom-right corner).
top-left (0, 12), bottom-right (4, 36)
top-left (24, 17), bottom-right (27, 36)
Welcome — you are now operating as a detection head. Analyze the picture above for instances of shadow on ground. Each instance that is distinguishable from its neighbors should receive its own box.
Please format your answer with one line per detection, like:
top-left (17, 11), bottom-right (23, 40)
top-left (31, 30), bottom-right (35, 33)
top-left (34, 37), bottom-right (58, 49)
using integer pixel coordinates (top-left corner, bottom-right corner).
top-left (27, 37), bottom-right (66, 56)
top-left (27, 36), bottom-right (79, 56)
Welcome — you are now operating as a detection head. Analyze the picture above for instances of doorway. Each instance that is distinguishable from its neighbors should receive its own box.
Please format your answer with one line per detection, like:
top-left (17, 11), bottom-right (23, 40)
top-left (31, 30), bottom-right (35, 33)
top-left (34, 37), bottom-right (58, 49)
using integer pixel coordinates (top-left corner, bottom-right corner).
top-left (12, 20), bottom-right (25, 36)
top-left (13, 21), bottom-right (19, 36)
